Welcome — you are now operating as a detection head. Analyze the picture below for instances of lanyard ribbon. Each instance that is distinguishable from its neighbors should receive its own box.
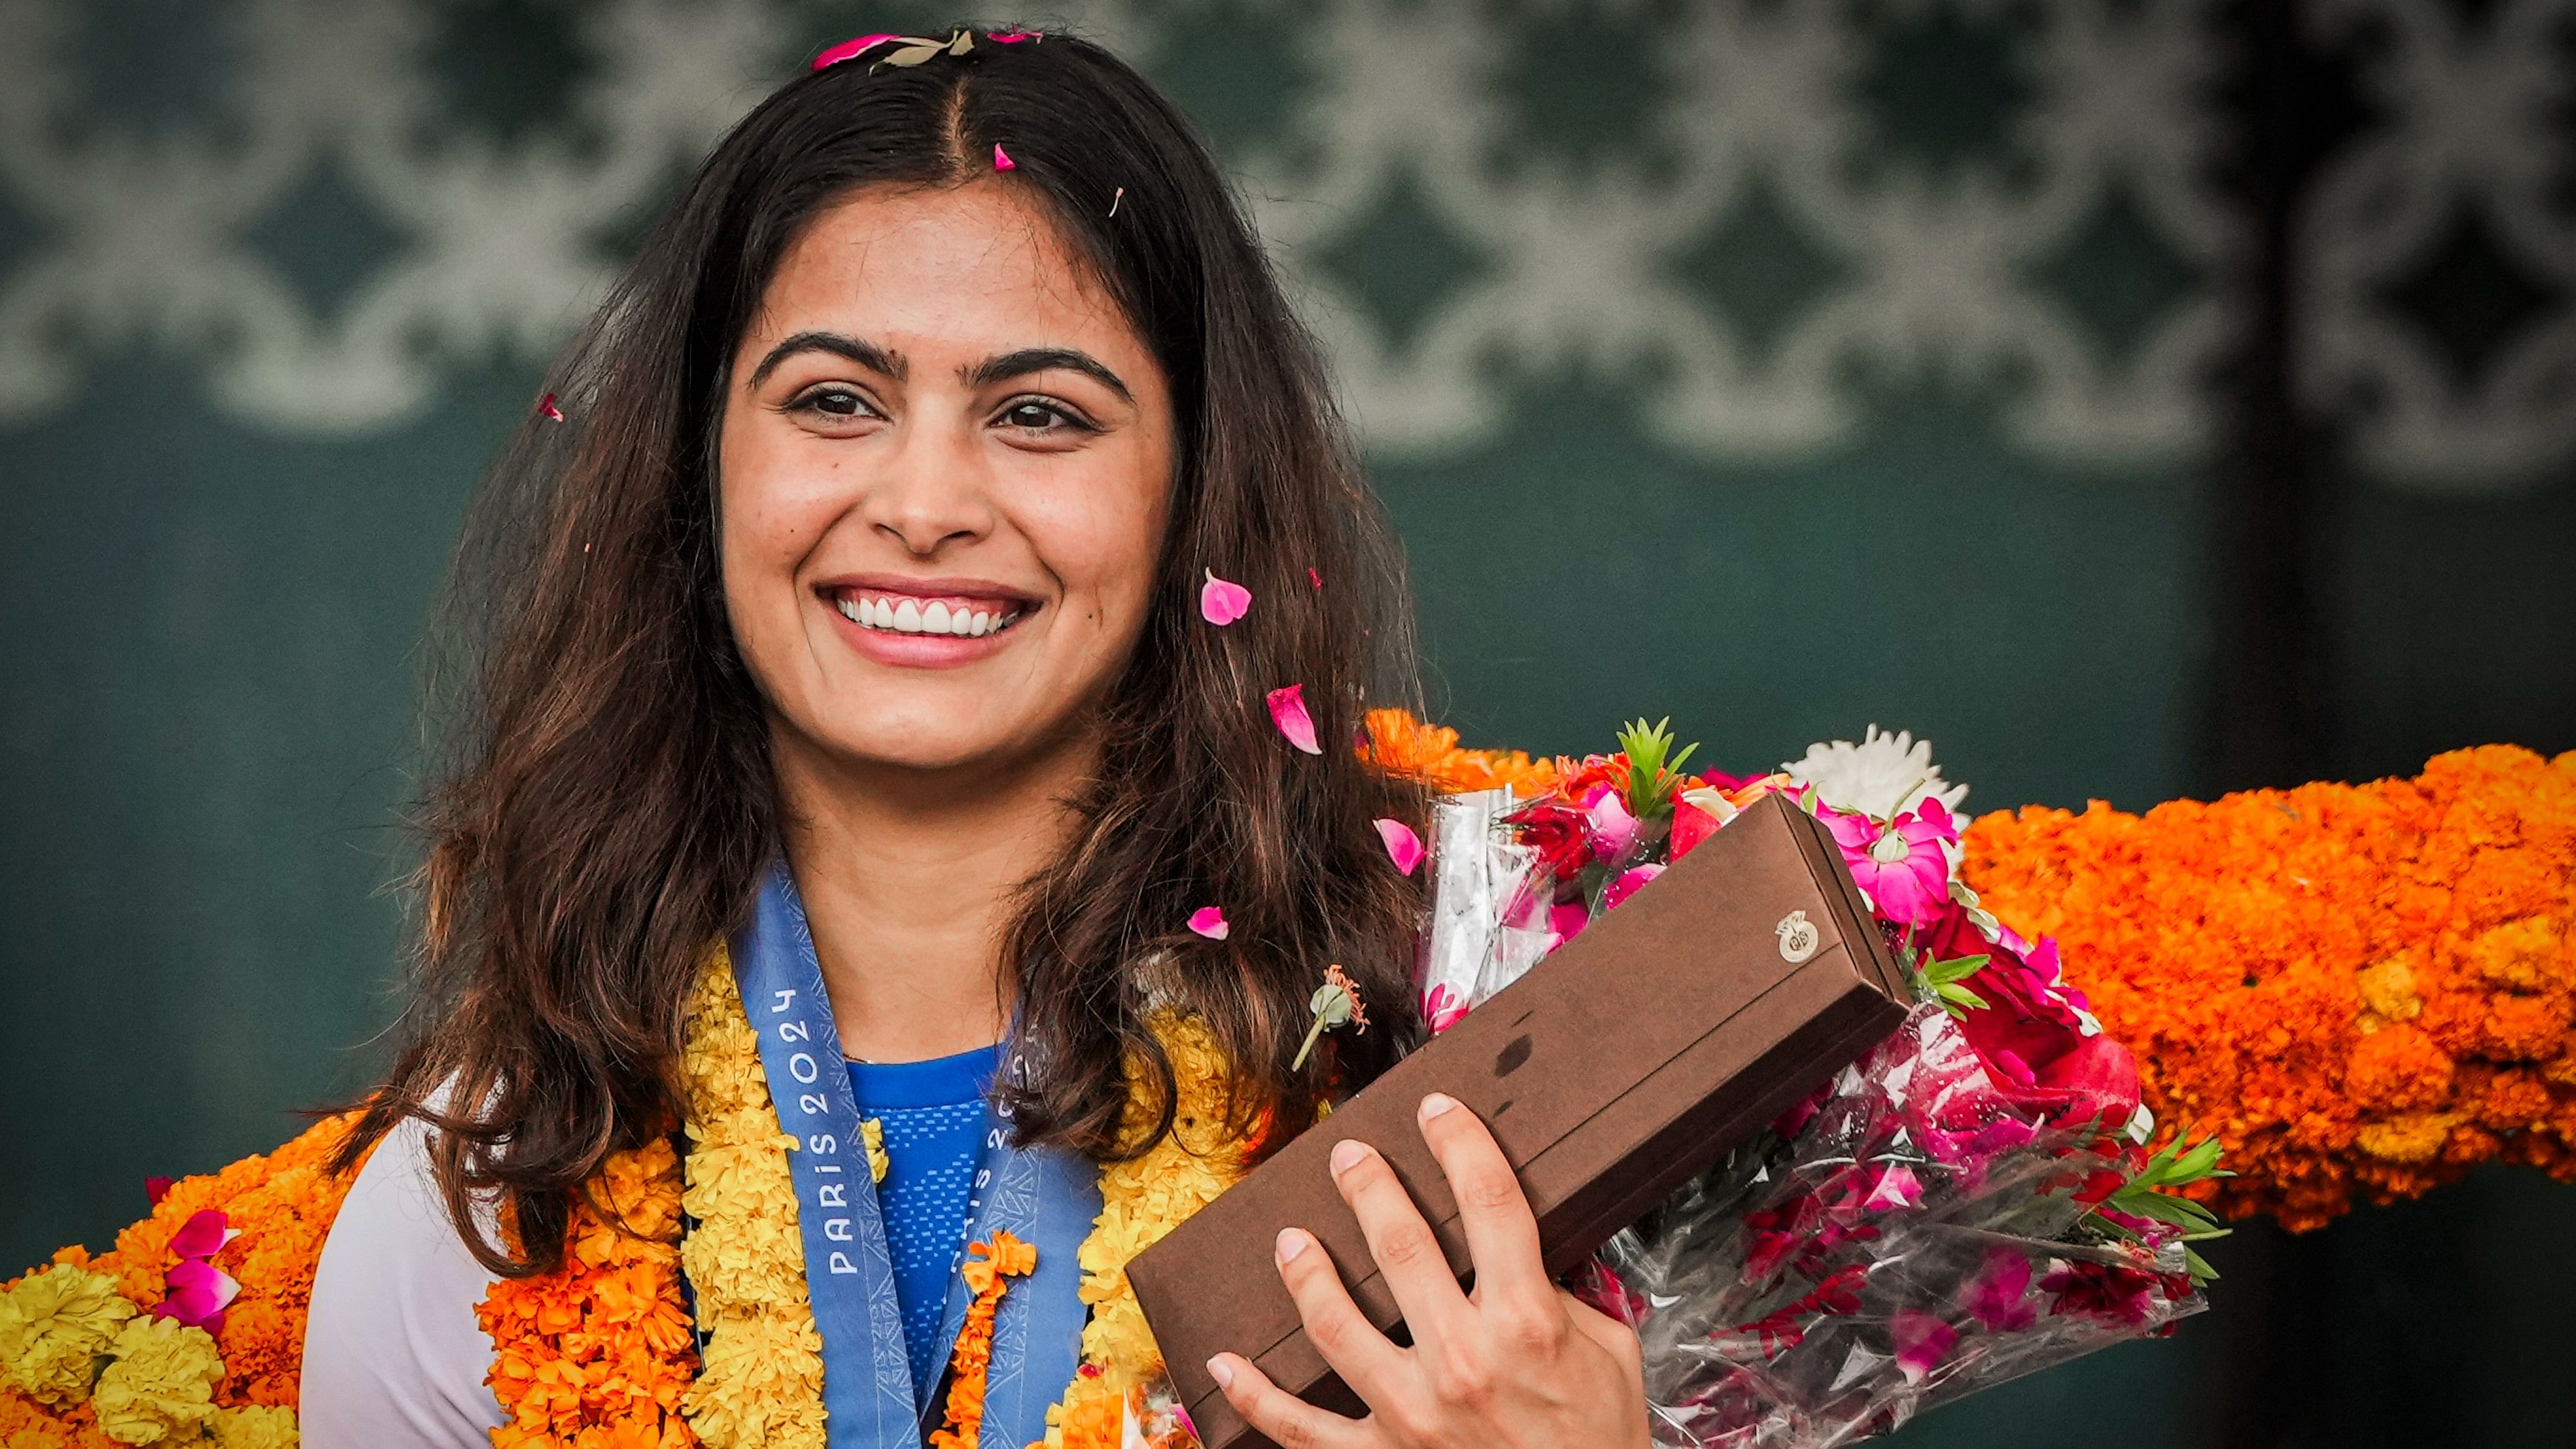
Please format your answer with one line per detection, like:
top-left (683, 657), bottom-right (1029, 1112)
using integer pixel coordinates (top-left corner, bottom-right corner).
top-left (730, 862), bottom-right (1100, 1448)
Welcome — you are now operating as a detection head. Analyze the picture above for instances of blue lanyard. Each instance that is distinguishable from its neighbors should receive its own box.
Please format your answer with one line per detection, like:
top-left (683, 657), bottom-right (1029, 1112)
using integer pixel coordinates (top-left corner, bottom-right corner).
top-left (729, 862), bottom-right (1100, 1447)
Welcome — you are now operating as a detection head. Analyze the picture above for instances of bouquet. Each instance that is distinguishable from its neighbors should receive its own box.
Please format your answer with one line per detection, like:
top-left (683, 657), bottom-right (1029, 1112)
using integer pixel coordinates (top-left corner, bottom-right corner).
top-left (1411, 721), bottom-right (2226, 1448)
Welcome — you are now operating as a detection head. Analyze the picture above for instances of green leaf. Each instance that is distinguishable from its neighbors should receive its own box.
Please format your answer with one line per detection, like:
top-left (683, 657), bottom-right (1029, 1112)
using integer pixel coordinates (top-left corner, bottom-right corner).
top-left (2184, 1247), bottom-right (2220, 1284)
top-left (1922, 954), bottom-right (1990, 986)
top-left (1934, 982), bottom-right (1989, 1012)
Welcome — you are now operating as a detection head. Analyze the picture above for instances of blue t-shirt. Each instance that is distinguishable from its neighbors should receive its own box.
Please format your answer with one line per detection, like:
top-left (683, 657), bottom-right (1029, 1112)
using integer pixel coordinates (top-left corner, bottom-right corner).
top-left (847, 1043), bottom-right (1004, 1401)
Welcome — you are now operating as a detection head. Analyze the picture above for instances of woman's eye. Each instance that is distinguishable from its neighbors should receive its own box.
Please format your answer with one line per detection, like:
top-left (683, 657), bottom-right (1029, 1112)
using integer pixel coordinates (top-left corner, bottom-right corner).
top-left (998, 399), bottom-right (1090, 433)
top-left (790, 386), bottom-right (872, 419)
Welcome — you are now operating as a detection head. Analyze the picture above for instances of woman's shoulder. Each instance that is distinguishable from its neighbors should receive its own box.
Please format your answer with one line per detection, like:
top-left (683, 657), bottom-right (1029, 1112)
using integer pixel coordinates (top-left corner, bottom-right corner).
top-left (301, 1114), bottom-right (504, 1448)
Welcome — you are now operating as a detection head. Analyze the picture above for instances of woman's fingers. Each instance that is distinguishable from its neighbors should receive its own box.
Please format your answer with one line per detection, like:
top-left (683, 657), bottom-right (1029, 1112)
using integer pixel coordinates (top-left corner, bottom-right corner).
top-left (1207, 1351), bottom-right (1373, 1449)
top-left (1414, 1093), bottom-right (1551, 1310)
top-left (1273, 1225), bottom-right (1410, 1398)
top-left (1557, 1287), bottom-right (1645, 1377)
top-left (1325, 1137), bottom-right (1471, 1342)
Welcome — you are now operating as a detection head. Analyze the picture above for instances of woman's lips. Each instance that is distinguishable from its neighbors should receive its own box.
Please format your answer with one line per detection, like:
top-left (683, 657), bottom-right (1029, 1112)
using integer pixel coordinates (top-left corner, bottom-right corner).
top-left (818, 582), bottom-right (1036, 667)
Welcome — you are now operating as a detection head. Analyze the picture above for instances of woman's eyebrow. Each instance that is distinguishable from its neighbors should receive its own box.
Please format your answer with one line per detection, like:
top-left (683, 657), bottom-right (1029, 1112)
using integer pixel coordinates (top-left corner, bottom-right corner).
top-left (748, 331), bottom-right (907, 389)
top-left (963, 347), bottom-right (1135, 405)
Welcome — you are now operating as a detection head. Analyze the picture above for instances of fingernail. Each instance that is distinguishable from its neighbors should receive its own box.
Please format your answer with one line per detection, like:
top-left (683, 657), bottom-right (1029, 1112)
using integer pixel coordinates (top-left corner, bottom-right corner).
top-left (1275, 1228), bottom-right (1308, 1264)
top-left (1419, 1092), bottom-right (1457, 1121)
top-left (1206, 1355), bottom-right (1236, 1390)
top-left (1329, 1138), bottom-right (1368, 1175)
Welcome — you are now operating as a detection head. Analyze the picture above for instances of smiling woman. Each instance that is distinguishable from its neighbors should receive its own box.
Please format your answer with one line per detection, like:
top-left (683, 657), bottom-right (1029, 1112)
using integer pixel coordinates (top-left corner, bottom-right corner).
top-left (195, 22), bottom-right (1652, 1449)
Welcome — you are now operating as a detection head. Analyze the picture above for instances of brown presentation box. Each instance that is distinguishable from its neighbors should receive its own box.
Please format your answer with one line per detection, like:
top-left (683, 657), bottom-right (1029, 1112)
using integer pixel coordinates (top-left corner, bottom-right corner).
top-left (1127, 791), bottom-right (1912, 1448)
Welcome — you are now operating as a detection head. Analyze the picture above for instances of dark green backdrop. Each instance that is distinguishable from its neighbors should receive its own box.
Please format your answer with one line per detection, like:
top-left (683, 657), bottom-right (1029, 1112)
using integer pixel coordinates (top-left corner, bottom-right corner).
top-left (5, 3), bottom-right (2573, 1445)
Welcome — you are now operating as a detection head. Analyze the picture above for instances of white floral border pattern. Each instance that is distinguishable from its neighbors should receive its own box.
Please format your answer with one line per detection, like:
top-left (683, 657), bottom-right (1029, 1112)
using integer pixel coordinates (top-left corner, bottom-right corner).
top-left (0, 0), bottom-right (2552, 491)
top-left (2303, 0), bottom-right (2576, 493)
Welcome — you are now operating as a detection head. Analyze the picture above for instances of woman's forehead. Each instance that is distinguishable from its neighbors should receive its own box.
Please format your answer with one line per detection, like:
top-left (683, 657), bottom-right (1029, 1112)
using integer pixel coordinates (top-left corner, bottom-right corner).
top-left (752, 183), bottom-right (1134, 360)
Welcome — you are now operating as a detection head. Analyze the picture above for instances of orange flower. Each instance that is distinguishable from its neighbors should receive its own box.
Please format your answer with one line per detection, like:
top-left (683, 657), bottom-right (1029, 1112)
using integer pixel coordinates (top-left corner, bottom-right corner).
top-left (927, 1233), bottom-right (1036, 1449)
top-left (1964, 745), bottom-right (2576, 1230)
top-left (477, 1137), bottom-right (700, 1448)
top-left (1359, 708), bottom-right (1559, 796)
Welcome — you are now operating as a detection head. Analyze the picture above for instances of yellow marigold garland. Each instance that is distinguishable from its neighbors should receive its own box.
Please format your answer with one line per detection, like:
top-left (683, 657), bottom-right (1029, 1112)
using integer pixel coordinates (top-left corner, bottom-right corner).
top-left (1036, 1011), bottom-right (1259, 1449)
top-left (1963, 745), bottom-right (2576, 1230)
top-left (672, 951), bottom-right (827, 1449)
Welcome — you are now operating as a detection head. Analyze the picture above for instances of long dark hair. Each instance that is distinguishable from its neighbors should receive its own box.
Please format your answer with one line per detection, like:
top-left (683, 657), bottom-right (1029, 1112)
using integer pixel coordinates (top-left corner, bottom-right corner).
top-left (339, 29), bottom-right (1431, 1275)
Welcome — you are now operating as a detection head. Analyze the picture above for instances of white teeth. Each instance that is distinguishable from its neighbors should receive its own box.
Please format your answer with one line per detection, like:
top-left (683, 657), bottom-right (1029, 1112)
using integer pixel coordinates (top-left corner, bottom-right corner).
top-left (841, 595), bottom-right (1021, 636)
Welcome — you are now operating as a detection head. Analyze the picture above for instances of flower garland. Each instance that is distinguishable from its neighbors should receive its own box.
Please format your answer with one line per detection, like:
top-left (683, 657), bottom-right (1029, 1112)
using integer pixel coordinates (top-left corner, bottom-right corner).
top-left (0, 1112), bottom-right (364, 1447)
top-left (475, 1135), bottom-right (697, 1448)
top-left (671, 951), bottom-right (825, 1449)
top-left (1035, 1010), bottom-right (1259, 1449)
top-left (1962, 744), bottom-right (2576, 1230)
top-left (927, 1233), bottom-right (1037, 1449)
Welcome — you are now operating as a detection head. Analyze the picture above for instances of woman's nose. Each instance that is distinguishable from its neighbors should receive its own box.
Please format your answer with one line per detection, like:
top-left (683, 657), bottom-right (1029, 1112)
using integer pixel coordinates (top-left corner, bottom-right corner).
top-left (863, 414), bottom-right (997, 555)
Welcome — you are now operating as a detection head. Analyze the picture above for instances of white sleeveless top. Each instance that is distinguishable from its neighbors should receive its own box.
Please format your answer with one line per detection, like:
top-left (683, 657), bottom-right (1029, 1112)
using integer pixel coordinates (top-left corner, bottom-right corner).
top-left (299, 1116), bottom-right (504, 1448)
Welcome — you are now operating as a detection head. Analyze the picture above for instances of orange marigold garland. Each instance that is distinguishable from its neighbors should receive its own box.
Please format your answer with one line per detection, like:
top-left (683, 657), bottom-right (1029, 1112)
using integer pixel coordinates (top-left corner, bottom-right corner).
top-left (477, 1136), bottom-right (699, 1449)
top-left (926, 1232), bottom-right (1037, 1449)
top-left (1963, 745), bottom-right (2576, 1230)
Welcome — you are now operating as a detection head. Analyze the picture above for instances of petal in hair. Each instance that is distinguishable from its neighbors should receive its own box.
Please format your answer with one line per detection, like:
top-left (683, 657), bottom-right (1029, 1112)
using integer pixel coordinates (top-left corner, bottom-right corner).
top-left (538, 392), bottom-right (565, 422)
top-left (1200, 570), bottom-right (1251, 625)
top-left (811, 33), bottom-right (900, 71)
top-left (990, 29), bottom-right (1039, 42)
top-left (1188, 906), bottom-right (1230, 940)
top-left (1373, 818), bottom-right (1424, 875)
top-left (1266, 684), bottom-right (1323, 754)
top-left (993, 143), bottom-right (1015, 171)
top-left (1308, 567), bottom-right (1323, 590)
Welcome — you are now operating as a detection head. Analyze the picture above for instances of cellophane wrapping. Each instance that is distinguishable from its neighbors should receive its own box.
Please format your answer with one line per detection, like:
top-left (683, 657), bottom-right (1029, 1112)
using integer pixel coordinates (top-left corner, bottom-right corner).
top-left (1576, 1002), bottom-right (2200, 1447)
top-left (1407, 731), bottom-right (2211, 1448)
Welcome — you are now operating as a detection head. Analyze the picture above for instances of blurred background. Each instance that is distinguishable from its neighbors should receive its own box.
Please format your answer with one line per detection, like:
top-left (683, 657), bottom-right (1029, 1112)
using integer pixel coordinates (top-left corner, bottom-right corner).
top-left (2, 1), bottom-right (2571, 1444)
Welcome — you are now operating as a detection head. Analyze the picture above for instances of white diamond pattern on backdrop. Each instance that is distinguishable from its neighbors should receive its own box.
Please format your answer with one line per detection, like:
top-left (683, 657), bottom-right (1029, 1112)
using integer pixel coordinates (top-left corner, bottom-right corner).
top-left (2304, 0), bottom-right (2576, 492)
top-left (0, 0), bottom-right (2559, 490)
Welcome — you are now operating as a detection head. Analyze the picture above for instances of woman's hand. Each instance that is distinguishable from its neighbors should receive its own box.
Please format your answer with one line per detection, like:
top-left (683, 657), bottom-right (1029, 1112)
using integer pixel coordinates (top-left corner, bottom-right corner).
top-left (1206, 1092), bottom-right (1649, 1449)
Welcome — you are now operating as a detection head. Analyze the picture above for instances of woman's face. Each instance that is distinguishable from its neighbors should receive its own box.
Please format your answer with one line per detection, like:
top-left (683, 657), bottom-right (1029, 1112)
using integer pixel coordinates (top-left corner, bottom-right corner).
top-left (719, 183), bottom-right (1176, 782)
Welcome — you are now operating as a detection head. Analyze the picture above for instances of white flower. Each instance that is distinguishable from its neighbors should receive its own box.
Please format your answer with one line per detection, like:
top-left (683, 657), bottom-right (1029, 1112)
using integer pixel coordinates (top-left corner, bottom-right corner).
top-left (1781, 726), bottom-right (1968, 821)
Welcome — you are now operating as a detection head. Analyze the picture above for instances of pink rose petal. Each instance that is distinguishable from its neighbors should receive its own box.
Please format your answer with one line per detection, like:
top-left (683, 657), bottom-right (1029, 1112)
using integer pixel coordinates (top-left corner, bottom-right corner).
top-left (1308, 567), bottom-right (1323, 590)
top-left (1420, 982), bottom-right (1469, 1033)
top-left (537, 392), bottom-right (565, 422)
top-left (812, 33), bottom-right (900, 70)
top-left (1266, 684), bottom-right (1322, 754)
top-left (1549, 900), bottom-right (1590, 944)
top-left (167, 1209), bottom-right (229, 1260)
top-left (1602, 862), bottom-right (1663, 911)
top-left (144, 1176), bottom-right (174, 1206)
top-left (1187, 906), bottom-right (1230, 940)
top-left (1965, 1248), bottom-right (2038, 1332)
top-left (993, 143), bottom-right (1015, 171)
top-left (1200, 570), bottom-right (1251, 625)
top-left (1890, 1308), bottom-right (1957, 1385)
top-left (990, 29), bottom-right (1039, 42)
top-left (1862, 1163), bottom-right (1923, 1212)
top-left (157, 1258), bottom-right (240, 1329)
top-left (1373, 818), bottom-right (1423, 875)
